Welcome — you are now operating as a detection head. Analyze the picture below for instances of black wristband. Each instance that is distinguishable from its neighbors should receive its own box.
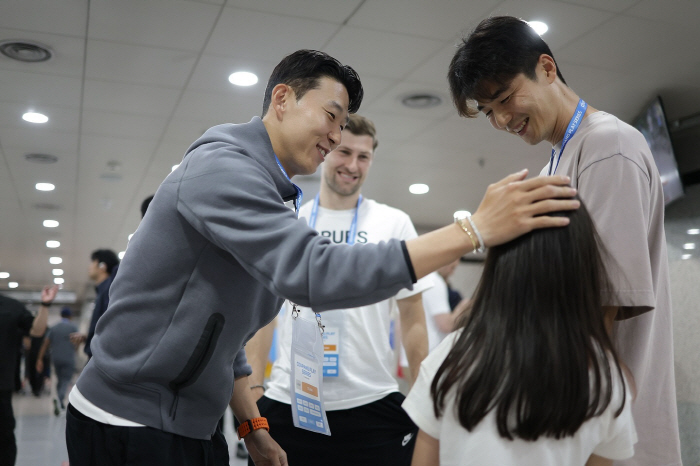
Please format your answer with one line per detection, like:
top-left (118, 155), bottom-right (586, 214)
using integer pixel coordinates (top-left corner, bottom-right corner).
top-left (40, 301), bottom-right (52, 307)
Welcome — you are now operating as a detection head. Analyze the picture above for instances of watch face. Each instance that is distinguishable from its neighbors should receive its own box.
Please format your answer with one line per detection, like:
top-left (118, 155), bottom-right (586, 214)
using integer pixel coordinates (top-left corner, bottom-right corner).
top-left (454, 211), bottom-right (471, 221)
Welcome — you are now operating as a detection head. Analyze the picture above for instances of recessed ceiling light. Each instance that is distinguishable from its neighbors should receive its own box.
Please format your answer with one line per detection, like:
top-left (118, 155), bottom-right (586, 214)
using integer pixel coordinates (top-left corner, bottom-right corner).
top-left (8, 282), bottom-right (19, 288)
top-left (52, 269), bottom-right (64, 276)
top-left (43, 219), bottom-right (59, 228)
top-left (54, 277), bottom-right (65, 285)
top-left (118, 251), bottom-right (126, 259)
top-left (49, 257), bottom-right (62, 265)
top-left (683, 243), bottom-right (696, 250)
top-left (409, 183), bottom-right (429, 194)
top-left (229, 71), bottom-right (259, 87)
top-left (172, 164), bottom-right (180, 172)
top-left (682, 254), bottom-right (692, 260)
top-left (527, 21), bottom-right (548, 35)
top-left (0, 272), bottom-right (9, 279)
top-left (23, 112), bottom-right (49, 123)
top-left (688, 229), bottom-right (700, 235)
top-left (401, 93), bottom-right (442, 109)
top-left (46, 240), bottom-right (60, 248)
top-left (0, 40), bottom-right (52, 62)
top-left (36, 182), bottom-right (55, 191)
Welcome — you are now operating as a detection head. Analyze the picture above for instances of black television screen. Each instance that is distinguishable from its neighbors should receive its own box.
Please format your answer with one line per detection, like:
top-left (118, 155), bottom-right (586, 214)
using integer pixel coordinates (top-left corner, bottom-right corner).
top-left (632, 97), bottom-right (684, 205)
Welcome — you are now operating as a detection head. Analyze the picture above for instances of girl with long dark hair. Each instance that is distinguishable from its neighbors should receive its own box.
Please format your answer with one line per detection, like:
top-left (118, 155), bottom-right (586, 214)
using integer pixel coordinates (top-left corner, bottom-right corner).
top-left (402, 200), bottom-right (636, 465)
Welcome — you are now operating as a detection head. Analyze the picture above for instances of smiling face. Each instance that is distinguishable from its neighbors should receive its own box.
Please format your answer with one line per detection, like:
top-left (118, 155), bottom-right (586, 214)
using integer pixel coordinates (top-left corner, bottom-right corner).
top-left (322, 130), bottom-right (374, 197)
top-left (477, 72), bottom-right (560, 146)
top-left (477, 55), bottom-right (559, 145)
top-left (275, 76), bottom-right (350, 177)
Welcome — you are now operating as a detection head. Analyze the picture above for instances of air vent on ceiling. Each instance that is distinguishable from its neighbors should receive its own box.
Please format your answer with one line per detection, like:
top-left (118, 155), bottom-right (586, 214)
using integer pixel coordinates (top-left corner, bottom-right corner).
top-left (25, 153), bottom-right (58, 164)
top-left (0, 40), bottom-right (53, 62)
top-left (99, 173), bottom-right (123, 181)
top-left (401, 93), bottom-right (442, 109)
top-left (33, 203), bottom-right (61, 211)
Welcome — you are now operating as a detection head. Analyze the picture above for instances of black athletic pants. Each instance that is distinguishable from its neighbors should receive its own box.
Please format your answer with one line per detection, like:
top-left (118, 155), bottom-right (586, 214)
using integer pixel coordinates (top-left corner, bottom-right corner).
top-left (252, 392), bottom-right (418, 466)
top-left (0, 390), bottom-right (17, 466)
top-left (65, 404), bottom-right (230, 466)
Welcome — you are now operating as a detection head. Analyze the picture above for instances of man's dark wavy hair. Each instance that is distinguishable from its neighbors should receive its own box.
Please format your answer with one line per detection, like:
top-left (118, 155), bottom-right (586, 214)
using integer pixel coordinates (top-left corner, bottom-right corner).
top-left (262, 50), bottom-right (363, 116)
top-left (448, 16), bottom-right (567, 117)
top-left (431, 198), bottom-right (627, 441)
top-left (91, 249), bottom-right (120, 275)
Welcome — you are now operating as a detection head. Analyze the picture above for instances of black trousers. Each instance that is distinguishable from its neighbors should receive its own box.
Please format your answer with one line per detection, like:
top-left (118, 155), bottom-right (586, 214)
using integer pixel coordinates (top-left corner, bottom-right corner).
top-left (253, 392), bottom-right (418, 466)
top-left (65, 404), bottom-right (230, 466)
top-left (0, 390), bottom-right (17, 466)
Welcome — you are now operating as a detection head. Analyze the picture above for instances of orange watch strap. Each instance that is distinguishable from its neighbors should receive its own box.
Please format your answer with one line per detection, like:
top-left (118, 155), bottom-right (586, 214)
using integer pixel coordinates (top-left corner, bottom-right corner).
top-left (237, 417), bottom-right (269, 439)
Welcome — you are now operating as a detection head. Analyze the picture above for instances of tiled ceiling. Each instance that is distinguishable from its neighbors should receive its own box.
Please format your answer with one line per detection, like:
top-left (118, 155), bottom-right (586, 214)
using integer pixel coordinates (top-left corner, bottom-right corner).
top-left (1, 0), bottom-right (698, 302)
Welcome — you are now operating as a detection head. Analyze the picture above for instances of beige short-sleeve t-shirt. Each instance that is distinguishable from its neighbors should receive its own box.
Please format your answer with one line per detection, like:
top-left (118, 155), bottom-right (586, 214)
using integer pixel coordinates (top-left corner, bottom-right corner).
top-left (541, 111), bottom-right (681, 466)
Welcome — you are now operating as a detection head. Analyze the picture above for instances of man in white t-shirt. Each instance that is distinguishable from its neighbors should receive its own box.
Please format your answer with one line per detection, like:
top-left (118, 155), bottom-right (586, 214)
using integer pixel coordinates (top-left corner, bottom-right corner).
top-left (447, 16), bottom-right (680, 465)
top-left (245, 114), bottom-right (431, 465)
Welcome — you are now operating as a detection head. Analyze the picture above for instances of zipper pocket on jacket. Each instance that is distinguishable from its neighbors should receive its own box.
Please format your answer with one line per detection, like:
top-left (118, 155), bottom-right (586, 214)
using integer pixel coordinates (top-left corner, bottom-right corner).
top-left (168, 313), bottom-right (225, 420)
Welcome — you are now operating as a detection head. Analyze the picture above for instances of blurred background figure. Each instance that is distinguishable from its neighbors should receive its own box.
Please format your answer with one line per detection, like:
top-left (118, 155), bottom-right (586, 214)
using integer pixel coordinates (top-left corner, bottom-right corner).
top-left (36, 307), bottom-right (79, 416)
top-left (0, 285), bottom-right (58, 465)
top-left (69, 250), bottom-right (120, 359)
top-left (24, 331), bottom-right (49, 397)
top-left (437, 260), bottom-right (464, 312)
top-left (140, 195), bottom-right (154, 219)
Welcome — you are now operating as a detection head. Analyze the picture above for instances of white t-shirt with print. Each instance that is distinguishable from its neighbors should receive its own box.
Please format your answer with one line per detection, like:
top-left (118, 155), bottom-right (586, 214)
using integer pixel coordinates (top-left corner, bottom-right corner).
top-left (403, 331), bottom-right (637, 466)
top-left (264, 198), bottom-right (432, 410)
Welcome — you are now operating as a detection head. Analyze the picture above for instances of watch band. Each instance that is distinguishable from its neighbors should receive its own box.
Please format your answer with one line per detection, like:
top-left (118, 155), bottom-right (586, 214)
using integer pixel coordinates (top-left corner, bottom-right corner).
top-left (237, 417), bottom-right (269, 439)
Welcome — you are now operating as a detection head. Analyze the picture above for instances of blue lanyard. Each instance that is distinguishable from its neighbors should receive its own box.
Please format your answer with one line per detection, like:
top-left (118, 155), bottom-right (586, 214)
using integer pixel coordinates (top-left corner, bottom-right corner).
top-left (308, 193), bottom-right (363, 245)
top-left (274, 155), bottom-right (303, 214)
top-left (548, 99), bottom-right (587, 175)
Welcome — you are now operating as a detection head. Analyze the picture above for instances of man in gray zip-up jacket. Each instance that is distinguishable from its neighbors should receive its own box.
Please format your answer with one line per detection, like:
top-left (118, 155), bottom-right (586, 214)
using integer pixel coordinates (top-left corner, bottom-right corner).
top-left (66, 50), bottom-right (578, 466)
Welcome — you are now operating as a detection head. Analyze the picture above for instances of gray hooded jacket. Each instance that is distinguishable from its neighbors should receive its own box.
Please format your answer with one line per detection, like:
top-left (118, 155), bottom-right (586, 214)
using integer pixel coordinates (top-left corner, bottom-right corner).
top-left (76, 117), bottom-right (415, 439)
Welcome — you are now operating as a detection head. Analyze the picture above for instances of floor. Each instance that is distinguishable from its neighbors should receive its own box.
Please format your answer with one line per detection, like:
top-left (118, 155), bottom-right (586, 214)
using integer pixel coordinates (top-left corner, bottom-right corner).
top-left (12, 383), bottom-right (249, 466)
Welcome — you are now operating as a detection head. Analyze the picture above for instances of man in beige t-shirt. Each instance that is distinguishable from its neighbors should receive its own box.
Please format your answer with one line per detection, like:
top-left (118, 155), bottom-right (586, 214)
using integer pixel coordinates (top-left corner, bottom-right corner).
top-left (447, 16), bottom-right (681, 465)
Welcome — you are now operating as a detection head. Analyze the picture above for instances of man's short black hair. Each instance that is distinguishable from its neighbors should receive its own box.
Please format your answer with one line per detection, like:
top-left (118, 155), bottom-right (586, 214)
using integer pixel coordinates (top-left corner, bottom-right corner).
top-left (448, 16), bottom-right (567, 117)
top-left (140, 195), bottom-right (154, 218)
top-left (91, 249), bottom-right (120, 275)
top-left (261, 49), bottom-right (363, 117)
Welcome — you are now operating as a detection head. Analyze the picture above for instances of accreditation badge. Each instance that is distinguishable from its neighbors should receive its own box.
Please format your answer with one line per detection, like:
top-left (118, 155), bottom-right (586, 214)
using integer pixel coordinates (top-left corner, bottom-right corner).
top-left (289, 305), bottom-right (331, 436)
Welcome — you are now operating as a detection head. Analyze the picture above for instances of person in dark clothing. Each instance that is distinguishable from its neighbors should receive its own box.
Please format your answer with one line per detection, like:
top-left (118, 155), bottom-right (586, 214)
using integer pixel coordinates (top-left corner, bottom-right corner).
top-left (140, 195), bottom-right (154, 218)
top-left (0, 285), bottom-right (58, 465)
top-left (69, 250), bottom-right (119, 358)
top-left (25, 333), bottom-right (49, 396)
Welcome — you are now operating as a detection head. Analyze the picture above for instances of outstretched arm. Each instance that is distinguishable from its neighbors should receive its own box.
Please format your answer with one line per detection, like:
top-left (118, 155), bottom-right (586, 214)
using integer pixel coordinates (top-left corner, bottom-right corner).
top-left (29, 285), bottom-right (59, 337)
top-left (406, 171), bottom-right (578, 279)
